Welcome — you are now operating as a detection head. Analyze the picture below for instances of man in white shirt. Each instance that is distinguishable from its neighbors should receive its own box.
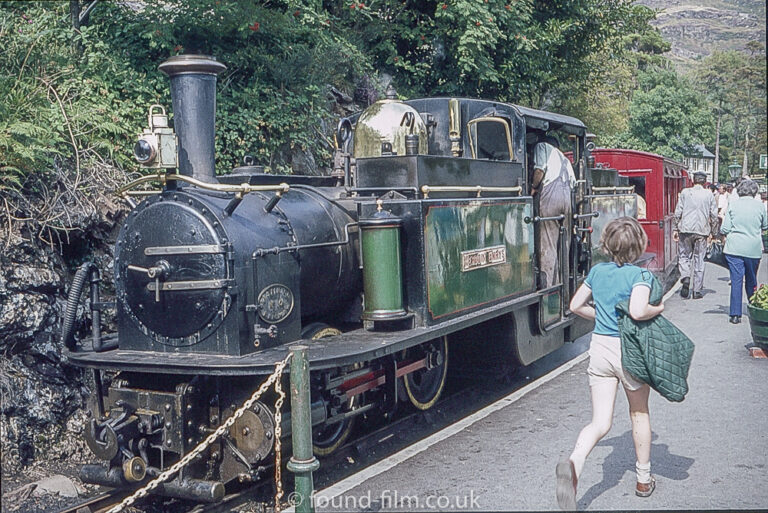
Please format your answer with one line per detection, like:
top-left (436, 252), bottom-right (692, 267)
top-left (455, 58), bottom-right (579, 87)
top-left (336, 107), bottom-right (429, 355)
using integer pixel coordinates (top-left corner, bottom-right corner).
top-left (530, 135), bottom-right (576, 288)
top-left (637, 195), bottom-right (647, 220)
top-left (717, 184), bottom-right (728, 220)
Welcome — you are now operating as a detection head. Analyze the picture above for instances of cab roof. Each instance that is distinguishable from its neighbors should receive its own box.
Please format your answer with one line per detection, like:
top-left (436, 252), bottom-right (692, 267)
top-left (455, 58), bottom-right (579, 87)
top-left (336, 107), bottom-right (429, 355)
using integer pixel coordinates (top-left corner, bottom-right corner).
top-left (514, 104), bottom-right (586, 135)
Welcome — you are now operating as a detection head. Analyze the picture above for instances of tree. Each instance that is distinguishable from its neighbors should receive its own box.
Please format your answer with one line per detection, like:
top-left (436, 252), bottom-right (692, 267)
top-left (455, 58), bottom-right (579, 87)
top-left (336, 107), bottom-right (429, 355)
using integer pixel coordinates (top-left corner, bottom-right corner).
top-left (740, 42), bottom-right (767, 176)
top-left (621, 69), bottom-right (714, 161)
top-left (299, 0), bottom-right (644, 109)
top-left (558, 4), bottom-right (669, 138)
top-left (693, 44), bottom-right (767, 179)
top-left (694, 51), bottom-right (741, 180)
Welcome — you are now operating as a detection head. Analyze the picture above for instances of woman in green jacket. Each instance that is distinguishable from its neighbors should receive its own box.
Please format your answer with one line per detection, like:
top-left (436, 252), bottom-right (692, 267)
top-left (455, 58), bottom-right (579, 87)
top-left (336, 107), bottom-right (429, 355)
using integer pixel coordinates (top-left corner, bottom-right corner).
top-left (721, 179), bottom-right (768, 324)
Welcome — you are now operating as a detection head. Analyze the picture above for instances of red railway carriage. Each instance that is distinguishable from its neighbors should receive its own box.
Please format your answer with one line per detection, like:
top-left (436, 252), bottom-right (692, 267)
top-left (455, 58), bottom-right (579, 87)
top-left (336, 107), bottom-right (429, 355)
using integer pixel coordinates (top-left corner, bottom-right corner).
top-left (590, 148), bottom-right (689, 285)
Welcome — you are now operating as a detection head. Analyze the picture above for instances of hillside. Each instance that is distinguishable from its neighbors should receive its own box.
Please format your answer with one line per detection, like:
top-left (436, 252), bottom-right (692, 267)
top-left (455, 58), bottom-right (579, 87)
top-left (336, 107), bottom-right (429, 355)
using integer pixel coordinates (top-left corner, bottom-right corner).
top-left (637, 0), bottom-right (766, 69)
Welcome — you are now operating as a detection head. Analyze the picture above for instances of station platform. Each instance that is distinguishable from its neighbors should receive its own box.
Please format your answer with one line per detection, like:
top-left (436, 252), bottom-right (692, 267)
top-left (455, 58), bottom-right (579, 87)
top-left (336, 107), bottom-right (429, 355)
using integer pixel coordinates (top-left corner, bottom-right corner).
top-left (309, 259), bottom-right (768, 511)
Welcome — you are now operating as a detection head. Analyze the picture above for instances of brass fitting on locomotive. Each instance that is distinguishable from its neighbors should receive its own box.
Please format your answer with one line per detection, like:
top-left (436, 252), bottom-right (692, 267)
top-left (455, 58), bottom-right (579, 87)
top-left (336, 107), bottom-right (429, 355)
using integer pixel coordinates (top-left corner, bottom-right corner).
top-left (134, 105), bottom-right (178, 169)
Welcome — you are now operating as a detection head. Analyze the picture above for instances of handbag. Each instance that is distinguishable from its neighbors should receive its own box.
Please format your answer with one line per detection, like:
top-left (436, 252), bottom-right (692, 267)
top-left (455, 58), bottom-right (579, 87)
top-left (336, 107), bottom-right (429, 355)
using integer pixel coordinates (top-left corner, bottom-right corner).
top-left (617, 272), bottom-right (695, 402)
top-left (705, 240), bottom-right (729, 269)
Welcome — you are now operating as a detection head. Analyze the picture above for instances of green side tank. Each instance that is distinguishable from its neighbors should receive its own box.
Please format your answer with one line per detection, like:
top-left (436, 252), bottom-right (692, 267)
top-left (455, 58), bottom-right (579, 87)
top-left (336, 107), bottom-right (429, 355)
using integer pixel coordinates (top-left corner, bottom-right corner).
top-left (360, 204), bottom-right (407, 322)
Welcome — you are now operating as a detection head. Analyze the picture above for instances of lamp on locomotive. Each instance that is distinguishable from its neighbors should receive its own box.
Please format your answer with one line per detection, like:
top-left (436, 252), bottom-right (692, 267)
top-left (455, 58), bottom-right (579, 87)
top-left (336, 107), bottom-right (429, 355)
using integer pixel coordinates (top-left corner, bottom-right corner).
top-left (134, 104), bottom-right (178, 169)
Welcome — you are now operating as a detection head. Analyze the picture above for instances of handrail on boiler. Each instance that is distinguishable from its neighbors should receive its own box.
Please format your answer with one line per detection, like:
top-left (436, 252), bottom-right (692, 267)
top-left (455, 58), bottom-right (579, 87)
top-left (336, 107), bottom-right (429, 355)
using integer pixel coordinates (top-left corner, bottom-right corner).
top-left (116, 171), bottom-right (290, 198)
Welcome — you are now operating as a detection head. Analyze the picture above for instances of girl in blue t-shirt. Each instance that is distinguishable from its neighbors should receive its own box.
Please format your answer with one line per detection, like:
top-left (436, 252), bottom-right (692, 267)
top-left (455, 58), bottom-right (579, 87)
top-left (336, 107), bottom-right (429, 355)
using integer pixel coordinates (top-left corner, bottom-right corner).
top-left (555, 217), bottom-right (665, 510)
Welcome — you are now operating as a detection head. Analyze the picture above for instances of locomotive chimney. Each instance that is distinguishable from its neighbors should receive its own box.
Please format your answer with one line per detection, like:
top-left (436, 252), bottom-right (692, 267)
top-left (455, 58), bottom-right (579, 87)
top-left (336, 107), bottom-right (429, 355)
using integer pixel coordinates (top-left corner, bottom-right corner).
top-left (158, 55), bottom-right (226, 183)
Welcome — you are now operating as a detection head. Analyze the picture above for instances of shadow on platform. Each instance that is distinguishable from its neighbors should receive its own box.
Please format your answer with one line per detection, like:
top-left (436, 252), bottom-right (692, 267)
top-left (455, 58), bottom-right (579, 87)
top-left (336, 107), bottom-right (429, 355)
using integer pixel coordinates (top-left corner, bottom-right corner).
top-left (578, 431), bottom-right (695, 509)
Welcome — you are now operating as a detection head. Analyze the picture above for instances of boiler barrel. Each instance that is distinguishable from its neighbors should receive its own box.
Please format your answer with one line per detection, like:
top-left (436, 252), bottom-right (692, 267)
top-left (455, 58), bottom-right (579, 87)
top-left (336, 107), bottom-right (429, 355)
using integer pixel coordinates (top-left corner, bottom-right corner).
top-left (186, 186), bottom-right (361, 319)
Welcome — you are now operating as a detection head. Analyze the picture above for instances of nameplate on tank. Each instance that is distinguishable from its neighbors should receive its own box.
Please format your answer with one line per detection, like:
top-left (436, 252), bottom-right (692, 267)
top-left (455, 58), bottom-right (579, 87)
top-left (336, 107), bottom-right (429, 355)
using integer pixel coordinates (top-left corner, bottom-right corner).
top-left (460, 245), bottom-right (507, 272)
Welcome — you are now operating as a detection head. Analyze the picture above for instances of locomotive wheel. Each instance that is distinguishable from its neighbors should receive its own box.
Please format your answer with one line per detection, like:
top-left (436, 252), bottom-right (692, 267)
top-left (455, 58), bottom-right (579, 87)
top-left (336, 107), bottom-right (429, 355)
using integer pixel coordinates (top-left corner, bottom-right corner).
top-left (302, 323), bottom-right (359, 456)
top-left (301, 322), bottom-right (342, 341)
top-left (403, 336), bottom-right (448, 410)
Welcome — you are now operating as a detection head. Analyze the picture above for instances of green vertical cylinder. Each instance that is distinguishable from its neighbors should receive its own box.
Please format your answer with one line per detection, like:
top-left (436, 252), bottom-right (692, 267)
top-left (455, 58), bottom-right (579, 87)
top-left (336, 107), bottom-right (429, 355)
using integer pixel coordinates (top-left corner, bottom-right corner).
top-left (360, 211), bottom-right (407, 321)
top-left (286, 345), bottom-right (319, 513)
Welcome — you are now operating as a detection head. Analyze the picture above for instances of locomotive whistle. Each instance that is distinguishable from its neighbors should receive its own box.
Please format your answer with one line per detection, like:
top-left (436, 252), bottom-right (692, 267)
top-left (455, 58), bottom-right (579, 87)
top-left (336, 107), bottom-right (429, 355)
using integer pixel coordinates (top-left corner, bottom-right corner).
top-left (449, 98), bottom-right (462, 157)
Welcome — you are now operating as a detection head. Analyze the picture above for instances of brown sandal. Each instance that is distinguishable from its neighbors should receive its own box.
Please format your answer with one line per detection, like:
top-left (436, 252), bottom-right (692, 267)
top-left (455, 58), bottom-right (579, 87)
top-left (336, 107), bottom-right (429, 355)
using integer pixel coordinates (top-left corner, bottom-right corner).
top-left (635, 476), bottom-right (656, 497)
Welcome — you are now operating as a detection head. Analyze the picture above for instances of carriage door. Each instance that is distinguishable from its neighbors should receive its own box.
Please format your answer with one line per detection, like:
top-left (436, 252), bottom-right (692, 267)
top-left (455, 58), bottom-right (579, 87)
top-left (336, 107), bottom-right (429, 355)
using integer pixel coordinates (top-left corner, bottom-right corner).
top-left (663, 166), bottom-right (677, 271)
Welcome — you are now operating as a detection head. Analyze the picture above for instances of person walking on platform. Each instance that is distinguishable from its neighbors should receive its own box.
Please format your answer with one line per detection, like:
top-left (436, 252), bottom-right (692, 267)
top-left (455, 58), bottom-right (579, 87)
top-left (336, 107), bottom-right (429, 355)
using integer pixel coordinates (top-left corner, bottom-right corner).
top-left (557, 217), bottom-right (664, 510)
top-left (721, 179), bottom-right (768, 324)
top-left (673, 171), bottom-right (718, 299)
top-left (530, 135), bottom-right (576, 288)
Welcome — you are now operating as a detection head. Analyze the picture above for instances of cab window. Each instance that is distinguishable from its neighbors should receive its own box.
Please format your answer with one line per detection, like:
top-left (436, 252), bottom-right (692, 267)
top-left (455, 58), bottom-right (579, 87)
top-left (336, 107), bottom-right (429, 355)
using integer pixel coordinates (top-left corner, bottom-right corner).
top-left (467, 117), bottom-right (513, 161)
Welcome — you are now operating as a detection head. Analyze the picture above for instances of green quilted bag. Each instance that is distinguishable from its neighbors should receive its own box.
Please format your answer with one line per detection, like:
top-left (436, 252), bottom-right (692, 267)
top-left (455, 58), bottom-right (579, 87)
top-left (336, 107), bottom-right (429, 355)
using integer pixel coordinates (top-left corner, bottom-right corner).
top-left (616, 272), bottom-right (695, 402)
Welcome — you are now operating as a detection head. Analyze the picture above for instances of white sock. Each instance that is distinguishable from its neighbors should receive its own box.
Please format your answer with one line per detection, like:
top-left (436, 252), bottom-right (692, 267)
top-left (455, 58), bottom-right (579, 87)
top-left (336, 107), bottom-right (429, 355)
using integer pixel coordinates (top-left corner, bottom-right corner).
top-left (636, 461), bottom-right (651, 484)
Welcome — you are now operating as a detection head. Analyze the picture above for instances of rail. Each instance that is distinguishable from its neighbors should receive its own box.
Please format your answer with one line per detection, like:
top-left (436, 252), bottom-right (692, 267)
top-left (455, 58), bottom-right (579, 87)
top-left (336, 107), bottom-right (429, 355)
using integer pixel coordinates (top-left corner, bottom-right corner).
top-left (524, 214), bottom-right (566, 224)
top-left (56, 489), bottom-right (136, 513)
top-left (253, 223), bottom-right (358, 257)
top-left (421, 185), bottom-right (523, 199)
top-left (121, 190), bottom-right (161, 197)
top-left (573, 212), bottom-right (600, 220)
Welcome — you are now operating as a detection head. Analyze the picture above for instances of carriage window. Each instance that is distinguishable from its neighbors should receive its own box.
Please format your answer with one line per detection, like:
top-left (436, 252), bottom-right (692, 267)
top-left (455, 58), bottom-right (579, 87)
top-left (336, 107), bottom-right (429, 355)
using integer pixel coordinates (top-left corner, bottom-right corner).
top-left (664, 174), bottom-right (676, 215)
top-left (627, 176), bottom-right (647, 219)
top-left (467, 117), bottom-right (513, 161)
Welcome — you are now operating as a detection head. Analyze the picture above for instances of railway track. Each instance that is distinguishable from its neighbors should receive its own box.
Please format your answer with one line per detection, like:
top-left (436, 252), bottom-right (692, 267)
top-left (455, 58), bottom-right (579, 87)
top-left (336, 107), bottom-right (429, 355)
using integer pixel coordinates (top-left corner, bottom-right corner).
top-left (58, 345), bottom-right (581, 513)
top-left (56, 386), bottom-right (476, 513)
top-left (56, 489), bottom-right (137, 513)
top-left (57, 484), bottom-right (273, 513)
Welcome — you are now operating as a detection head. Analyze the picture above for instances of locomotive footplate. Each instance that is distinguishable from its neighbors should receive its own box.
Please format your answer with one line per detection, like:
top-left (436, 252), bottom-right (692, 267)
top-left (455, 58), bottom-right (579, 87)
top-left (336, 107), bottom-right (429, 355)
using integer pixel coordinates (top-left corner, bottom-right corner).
top-left (67, 289), bottom-right (550, 375)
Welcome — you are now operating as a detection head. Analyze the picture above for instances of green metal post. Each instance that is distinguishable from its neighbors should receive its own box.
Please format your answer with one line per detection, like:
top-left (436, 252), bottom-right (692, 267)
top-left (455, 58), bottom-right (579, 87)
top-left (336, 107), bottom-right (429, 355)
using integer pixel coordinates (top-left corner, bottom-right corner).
top-left (286, 346), bottom-right (319, 513)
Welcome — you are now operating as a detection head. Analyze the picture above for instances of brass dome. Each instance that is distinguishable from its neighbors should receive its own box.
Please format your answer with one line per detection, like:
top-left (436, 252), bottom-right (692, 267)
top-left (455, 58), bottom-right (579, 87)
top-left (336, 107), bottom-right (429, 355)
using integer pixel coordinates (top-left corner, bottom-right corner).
top-left (353, 96), bottom-right (428, 158)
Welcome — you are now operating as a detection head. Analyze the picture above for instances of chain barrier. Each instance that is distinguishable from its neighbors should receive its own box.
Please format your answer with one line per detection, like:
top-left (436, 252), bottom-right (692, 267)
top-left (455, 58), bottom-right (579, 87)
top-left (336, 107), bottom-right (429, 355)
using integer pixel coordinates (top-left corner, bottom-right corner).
top-left (273, 365), bottom-right (287, 511)
top-left (105, 353), bottom-right (292, 513)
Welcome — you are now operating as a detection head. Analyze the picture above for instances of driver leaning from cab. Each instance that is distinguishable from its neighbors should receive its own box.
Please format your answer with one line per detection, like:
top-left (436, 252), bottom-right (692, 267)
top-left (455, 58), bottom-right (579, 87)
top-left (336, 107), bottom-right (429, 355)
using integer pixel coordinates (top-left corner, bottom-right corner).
top-left (530, 134), bottom-right (577, 288)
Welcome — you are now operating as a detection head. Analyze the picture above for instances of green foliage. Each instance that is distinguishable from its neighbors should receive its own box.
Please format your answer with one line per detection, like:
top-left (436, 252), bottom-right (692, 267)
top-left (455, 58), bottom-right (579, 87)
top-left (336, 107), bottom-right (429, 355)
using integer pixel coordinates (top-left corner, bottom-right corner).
top-left (0, 2), bottom-right (167, 193)
top-left (628, 70), bottom-right (714, 160)
top-left (555, 4), bottom-right (670, 140)
top-left (1, 6), bottom-right (77, 189)
top-left (750, 284), bottom-right (768, 309)
top-left (85, 0), bottom-right (370, 173)
top-left (595, 69), bottom-right (714, 161)
top-left (285, 0), bottom-right (646, 108)
top-left (0, 0), bottom-right (703, 192)
top-left (692, 45), bottom-right (767, 178)
top-left (0, 0), bottom-right (373, 185)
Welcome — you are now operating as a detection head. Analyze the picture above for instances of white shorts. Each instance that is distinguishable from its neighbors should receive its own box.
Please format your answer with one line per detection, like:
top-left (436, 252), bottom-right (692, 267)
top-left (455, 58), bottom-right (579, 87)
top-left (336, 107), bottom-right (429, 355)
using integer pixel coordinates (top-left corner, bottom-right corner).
top-left (587, 333), bottom-right (645, 391)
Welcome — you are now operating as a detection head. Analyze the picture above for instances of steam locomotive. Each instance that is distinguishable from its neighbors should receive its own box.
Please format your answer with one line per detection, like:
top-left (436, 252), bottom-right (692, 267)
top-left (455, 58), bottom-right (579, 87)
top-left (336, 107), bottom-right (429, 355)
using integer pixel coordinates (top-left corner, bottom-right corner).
top-left (63, 55), bottom-right (640, 503)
